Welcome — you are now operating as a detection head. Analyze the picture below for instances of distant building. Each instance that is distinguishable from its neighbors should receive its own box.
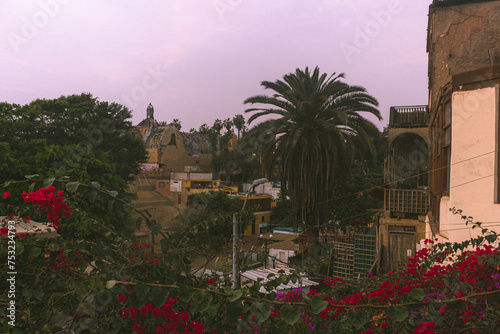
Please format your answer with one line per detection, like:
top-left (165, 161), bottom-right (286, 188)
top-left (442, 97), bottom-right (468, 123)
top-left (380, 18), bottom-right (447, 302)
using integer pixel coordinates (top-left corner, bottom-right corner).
top-left (134, 106), bottom-right (214, 173)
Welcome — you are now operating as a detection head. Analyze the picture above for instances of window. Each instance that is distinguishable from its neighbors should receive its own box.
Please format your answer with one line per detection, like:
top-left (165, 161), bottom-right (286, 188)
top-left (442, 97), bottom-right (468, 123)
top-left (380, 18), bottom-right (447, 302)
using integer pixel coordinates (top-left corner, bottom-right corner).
top-left (431, 100), bottom-right (451, 197)
top-left (442, 101), bottom-right (451, 194)
top-left (261, 216), bottom-right (265, 222)
top-left (168, 134), bottom-right (176, 146)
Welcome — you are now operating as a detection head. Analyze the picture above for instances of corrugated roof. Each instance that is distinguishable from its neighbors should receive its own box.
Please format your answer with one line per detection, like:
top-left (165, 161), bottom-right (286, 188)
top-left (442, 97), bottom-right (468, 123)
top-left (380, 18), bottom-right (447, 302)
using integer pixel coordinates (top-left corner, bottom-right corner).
top-left (241, 267), bottom-right (318, 293)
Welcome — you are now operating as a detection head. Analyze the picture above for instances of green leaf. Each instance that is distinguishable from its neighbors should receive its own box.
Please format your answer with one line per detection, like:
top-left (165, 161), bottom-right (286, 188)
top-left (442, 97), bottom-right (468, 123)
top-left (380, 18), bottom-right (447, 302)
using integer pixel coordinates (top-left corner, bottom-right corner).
top-left (135, 217), bottom-right (143, 230)
top-left (348, 309), bottom-right (368, 330)
top-left (29, 247), bottom-right (42, 257)
top-left (311, 295), bottom-right (328, 314)
top-left (409, 288), bottom-right (426, 302)
top-left (106, 280), bottom-right (117, 289)
top-left (150, 223), bottom-right (162, 236)
top-left (281, 304), bottom-right (301, 325)
top-left (229, 289), bottom-right (243, 302)
top-left (88, 190), bottom-right (97, 203)
top-left (123, 202), bottom-right (135, 215)
top-left (91, 181), bottom-right (101, 189)
top-left (43, 177), bottom-right (55, 188)
top-left (28, 182), bottom-right (35, 193)
top-left (387, 305), bottom-right (409, 322)
top-left (226, 301), bottom-right (242, 323)
top-left (178, 285), bottom-right (193, 302)
top-left (48, 243), bottom-right (61, 252)
top-left (66, 181), bottom-right (80, 193)
top-left (33, 289), bottom-right (44, 300)
top-left (15, 244), bottom-right (24, 255)
top-left (52, 313), bottom-right (72, 327)
top-left (108, 190), bottom-right (118, 197)
top-left (135, 282), bottom-right (150, 297)
top-left (250, 302), bottom-right (270, 323)
top-left (108, 199), bottom-right (115, 211)
top-left (3, 180), bottom-right (11, 188)
top-left (104, 232), bottom-right (111, 237)
top-left (192, 291), bottom-right (213, 312)
top-left (23, 289), bottom-right (33, 300)
top-left (152, 286), bottom-right (168, 307)
top-left (95, 290), bottom-right (113, 306)
top-left (25, 174), bottom-right (39, 180)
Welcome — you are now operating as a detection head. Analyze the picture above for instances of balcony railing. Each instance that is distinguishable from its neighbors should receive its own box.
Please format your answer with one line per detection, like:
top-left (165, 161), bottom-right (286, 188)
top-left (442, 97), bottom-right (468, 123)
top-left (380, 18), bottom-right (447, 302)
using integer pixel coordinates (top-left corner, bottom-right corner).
top-left (384, 189), bottom-right (430, 214)
top-left (389, 105), bottom-right (429, 128)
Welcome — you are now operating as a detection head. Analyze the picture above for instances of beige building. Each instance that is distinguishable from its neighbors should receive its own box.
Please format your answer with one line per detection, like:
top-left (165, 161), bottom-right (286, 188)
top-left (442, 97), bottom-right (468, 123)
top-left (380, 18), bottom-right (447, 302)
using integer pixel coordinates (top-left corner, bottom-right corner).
top-left (134, 105), bottom-right (214, 173)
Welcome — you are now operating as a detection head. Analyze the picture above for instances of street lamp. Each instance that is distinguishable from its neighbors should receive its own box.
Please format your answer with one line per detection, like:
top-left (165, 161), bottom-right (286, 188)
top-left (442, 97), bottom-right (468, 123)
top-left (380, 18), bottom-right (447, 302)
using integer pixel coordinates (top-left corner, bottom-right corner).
top-left (232, 177), bottom-right (269, 289)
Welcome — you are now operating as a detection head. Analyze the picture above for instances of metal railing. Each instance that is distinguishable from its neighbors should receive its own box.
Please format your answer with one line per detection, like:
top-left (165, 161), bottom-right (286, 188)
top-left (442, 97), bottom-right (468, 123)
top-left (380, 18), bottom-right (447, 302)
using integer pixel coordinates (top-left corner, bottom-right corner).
top-left (384, 189), bottom-right (430, 214)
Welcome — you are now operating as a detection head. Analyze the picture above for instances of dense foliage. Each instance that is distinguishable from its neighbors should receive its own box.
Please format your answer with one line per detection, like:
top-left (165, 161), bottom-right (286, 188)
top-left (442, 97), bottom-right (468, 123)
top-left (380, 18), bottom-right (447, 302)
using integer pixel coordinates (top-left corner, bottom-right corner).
top-left (1, 181), bottom-right (499, 333)
top-left (0, 94), bottom-right (148, 239)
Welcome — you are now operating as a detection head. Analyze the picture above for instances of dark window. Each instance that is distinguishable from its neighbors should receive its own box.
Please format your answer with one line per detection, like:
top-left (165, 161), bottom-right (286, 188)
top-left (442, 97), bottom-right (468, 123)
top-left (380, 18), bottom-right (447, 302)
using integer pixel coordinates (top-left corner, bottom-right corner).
top-left (168, 134), bottom-right (177, 146)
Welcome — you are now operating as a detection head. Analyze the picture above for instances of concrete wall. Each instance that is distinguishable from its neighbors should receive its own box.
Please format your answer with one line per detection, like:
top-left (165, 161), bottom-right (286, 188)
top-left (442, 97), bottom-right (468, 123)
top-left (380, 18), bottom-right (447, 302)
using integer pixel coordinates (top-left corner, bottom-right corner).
top-left (427, 1), bottom-right (500, 111)
top-left (438, 85), bottom-right (500, 242)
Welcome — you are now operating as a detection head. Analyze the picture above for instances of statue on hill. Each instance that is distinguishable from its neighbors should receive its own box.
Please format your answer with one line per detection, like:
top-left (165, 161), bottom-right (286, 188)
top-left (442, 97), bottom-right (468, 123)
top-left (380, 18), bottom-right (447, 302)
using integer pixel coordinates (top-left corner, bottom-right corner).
top-left (146, 103), bottom-right (154, 119)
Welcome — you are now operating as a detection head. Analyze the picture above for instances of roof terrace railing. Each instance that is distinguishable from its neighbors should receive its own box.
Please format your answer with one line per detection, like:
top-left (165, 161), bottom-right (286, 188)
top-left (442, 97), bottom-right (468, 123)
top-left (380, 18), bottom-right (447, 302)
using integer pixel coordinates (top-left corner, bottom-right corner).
top-left (389, 105), bottom-right (429, 128)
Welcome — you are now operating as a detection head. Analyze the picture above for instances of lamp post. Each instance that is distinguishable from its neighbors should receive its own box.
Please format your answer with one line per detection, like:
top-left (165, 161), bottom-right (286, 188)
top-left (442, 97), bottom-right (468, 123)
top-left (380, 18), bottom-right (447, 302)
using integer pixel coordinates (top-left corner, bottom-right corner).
top-left (232, 177), bottom-right (269, 290)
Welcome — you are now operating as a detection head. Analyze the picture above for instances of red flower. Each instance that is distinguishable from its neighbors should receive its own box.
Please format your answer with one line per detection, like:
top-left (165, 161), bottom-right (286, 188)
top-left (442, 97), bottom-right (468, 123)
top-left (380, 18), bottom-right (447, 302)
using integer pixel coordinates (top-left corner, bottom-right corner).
top-left (413, 321), bottom-right (436, 334)
top-left (3, 192), bottom-right (10, 199)
top-left (117, 294), bottom-right (127, 302)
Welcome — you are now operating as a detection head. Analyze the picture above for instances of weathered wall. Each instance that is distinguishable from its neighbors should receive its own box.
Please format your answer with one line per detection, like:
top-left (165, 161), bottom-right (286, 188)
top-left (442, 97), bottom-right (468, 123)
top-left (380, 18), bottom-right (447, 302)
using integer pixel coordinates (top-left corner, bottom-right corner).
top-left (135, 121), bottom-right (213, 172)
top-left (428, 1), bottom-right (500, 111)
top-left (438, 85), bottom-right (500, 243)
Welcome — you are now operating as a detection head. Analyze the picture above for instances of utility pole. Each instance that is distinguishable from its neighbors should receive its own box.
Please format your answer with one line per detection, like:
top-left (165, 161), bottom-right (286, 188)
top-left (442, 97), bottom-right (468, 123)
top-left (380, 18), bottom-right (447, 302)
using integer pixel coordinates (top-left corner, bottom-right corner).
top-left (232, 213), bottom-right (240, 289)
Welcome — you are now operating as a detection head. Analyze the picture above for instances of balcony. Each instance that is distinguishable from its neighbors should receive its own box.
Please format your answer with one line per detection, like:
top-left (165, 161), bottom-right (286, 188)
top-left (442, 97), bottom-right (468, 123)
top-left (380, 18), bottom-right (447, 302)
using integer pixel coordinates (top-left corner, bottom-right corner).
top-left (389, 105), bottom-right (429, 128)
top-left (384, 189), bottom-right (430, 215)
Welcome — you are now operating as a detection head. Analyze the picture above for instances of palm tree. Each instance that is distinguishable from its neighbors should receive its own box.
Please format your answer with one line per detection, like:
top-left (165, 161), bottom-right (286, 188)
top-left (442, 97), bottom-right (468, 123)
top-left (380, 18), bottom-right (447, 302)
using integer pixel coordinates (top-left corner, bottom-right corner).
top-left (232, 114), bottom-right (246, 140)
top-left (244, 67), bottom-right (381, 261)
top-left (222, 118), bottom-right (233, 134)
top-left (170, 118), bottom-right (182, 130)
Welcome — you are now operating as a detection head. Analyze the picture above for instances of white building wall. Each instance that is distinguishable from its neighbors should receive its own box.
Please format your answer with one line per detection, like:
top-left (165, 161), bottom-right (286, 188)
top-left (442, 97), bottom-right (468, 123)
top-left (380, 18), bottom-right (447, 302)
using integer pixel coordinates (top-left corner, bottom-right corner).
top-left (268, 248), bottom-right (295, 268)
top-left (439, 86), bottom-right (500, 243)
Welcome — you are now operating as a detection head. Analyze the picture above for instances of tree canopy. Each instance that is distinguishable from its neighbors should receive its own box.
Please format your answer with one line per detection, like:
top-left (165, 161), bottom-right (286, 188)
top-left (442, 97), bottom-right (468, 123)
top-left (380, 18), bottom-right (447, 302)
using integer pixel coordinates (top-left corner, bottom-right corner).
top-left (0, 94), bottom-right (148, 238)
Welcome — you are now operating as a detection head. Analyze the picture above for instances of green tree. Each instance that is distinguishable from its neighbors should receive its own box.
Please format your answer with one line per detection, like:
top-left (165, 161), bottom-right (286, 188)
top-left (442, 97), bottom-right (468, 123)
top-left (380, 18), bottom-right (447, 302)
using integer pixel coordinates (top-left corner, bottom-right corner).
top-left (244, 67), bottom-right (381, 260)
top-left (0, 94), bottom-right (148, 238)
top-left (222, 118), bottom-right (233, 134)
top-left (212, 119), bottom-right (223, 136)
top-left (232, 114), bottom-right (246, 140)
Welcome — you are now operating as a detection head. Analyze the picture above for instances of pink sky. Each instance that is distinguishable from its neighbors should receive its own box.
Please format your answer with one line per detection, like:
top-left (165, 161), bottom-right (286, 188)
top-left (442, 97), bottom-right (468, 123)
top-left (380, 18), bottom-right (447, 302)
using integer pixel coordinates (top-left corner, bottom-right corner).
top-left (0, 0), bottom-right (430, 131)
